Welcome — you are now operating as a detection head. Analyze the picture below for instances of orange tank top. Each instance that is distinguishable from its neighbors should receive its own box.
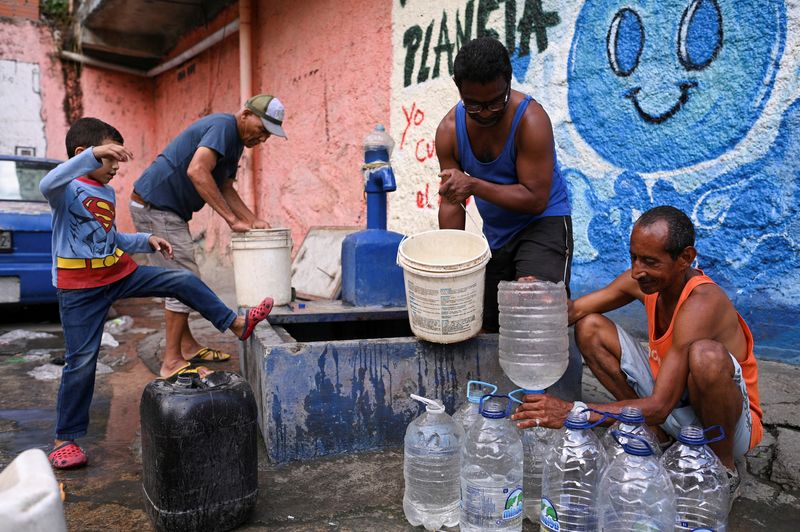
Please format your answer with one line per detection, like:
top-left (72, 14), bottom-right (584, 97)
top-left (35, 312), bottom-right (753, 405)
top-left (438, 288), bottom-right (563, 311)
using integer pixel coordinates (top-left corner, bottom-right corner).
top-left (645, 272), bottom-right (763, 449)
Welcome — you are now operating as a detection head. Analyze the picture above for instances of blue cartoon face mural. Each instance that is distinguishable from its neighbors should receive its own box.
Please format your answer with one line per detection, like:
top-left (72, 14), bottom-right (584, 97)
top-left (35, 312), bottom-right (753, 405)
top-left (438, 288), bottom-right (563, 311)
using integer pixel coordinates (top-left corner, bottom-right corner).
top-left (568, 0), bottom-right (786, 172)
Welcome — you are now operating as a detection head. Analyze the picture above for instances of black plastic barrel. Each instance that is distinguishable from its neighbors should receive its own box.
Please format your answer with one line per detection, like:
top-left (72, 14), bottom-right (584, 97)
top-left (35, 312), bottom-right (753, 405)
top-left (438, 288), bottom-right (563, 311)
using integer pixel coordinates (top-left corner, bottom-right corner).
top-left (140, 371), bottom-right (258, 531)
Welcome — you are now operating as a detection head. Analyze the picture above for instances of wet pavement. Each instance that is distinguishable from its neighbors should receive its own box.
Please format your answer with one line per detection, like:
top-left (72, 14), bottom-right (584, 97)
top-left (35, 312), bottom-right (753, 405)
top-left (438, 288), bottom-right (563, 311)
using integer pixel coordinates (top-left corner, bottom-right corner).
top-left (0, 297), bottom-right (798, 531)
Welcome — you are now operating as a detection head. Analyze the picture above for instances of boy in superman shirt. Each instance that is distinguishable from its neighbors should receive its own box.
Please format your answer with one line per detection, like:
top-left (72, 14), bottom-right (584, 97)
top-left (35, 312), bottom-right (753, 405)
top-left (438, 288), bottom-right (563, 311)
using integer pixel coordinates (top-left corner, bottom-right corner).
top-left (40, 117), bottom-right (273, 469)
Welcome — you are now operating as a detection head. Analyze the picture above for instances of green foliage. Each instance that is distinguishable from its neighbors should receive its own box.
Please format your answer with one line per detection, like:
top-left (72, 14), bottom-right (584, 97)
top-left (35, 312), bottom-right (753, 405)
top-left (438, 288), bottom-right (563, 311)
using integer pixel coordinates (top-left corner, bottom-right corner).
top-left (40, 0), bottom-right (71, 25)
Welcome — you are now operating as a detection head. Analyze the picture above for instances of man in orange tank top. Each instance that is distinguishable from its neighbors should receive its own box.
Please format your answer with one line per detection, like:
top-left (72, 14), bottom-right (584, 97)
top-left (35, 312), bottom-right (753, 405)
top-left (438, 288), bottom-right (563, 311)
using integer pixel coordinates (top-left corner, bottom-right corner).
top-left (512, 206), bottom-right (762, 488)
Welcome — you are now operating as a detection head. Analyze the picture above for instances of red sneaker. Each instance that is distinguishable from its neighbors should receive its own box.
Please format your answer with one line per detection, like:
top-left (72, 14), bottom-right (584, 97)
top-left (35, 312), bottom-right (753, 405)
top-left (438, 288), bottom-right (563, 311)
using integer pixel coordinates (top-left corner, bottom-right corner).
top-left (240, 297), bottom-right (274, 340)
top-left (49, 441), bottom-right (88, 470)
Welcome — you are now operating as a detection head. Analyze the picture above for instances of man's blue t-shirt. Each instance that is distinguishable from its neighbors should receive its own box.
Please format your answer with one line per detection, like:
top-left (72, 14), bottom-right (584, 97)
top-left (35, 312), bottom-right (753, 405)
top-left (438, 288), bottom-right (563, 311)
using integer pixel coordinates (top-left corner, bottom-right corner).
top-left (134, 114), bottom-right (244, 221)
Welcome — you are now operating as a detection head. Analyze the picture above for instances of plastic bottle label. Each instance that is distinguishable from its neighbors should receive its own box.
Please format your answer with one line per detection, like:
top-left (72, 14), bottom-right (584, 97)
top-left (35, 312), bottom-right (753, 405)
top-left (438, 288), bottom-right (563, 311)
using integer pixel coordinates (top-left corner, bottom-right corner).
top-left (461, 482), bottom-right (523, 525)
top-left (539, 497), bottom-right (560, 531)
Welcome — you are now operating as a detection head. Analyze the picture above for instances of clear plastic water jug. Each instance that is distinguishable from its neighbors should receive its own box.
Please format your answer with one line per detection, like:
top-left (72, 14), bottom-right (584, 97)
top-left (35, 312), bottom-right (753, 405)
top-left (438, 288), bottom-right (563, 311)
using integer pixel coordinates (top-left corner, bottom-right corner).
top-left (452, 380), bottom-right (498, 435)
top-left (402, 394), bottom-right (463, 530)
top-left (540, 408), bottom-right (608, 531)
top-left (601, 406), bottom-right (662, 462)
top-left (497, 280), bottom-right (569, 390)
top-left (662, 425), bottom-right (730, 531)
top-left (460, 394), bottom-right (524, 531)
top-left (509, 389), bottom-right (558, 525)
top-left (597, 431), bottom-right (677, 531)
top-left (363, 123), bottom-right (395, 156)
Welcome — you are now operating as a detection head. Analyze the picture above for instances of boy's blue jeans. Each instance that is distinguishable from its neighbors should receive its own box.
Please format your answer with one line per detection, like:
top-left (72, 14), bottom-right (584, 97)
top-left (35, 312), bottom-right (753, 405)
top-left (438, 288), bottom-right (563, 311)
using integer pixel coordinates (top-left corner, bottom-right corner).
top-left (55, 265), bottom-right (237, 440)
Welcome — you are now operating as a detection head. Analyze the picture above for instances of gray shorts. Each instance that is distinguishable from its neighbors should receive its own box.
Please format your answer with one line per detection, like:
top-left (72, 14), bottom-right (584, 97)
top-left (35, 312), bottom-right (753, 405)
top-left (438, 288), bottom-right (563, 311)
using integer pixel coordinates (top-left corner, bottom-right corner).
top-left (616, 324), bottom-right (753, 457)
top-left (130, 200), bottom-right (199, 314)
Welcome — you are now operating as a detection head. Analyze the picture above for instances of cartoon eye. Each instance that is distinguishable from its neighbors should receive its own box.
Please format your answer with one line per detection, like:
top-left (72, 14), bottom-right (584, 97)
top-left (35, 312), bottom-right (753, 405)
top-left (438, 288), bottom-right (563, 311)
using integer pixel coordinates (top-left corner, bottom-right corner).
top-left (607, 8), bottom-right (644, 77)
top-left (678, 0), bottom-right (723, 70)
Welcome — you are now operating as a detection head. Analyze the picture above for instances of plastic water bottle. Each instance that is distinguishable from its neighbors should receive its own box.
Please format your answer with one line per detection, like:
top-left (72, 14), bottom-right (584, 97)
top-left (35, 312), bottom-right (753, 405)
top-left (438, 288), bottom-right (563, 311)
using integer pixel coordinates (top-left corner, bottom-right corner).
top-left (662, 425), bottom-right (730, 531)
top-left (363, 123), bottom-right (395, 157)
top-left (508, 389), bottom-right (558, 524)
top-left (403, 394), bottom-right (463, 530)
top-left (601, 406), bottom-right (662, 462)
top-left (452, 380), bottom-right (498, 434)
top-left (460, 395), bottom-right (524, 531)
top-left (540, 409), bottom-right (608, 531)
top-left (597, 431), bottom-right (677, 531)
top-left (497, 280), bottom-right (569, 390)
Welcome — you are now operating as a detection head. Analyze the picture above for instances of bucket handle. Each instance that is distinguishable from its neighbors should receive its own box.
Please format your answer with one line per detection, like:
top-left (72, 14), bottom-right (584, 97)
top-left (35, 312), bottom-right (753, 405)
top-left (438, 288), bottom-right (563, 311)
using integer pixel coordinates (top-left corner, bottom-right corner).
top-left (396, 234), bottom-right (408, 267)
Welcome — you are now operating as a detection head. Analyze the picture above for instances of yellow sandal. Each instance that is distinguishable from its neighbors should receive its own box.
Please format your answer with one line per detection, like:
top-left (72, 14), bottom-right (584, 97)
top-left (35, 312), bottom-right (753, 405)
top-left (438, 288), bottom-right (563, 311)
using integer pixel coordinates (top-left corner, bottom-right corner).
top-left (188, 347), bottom-right (231, 363)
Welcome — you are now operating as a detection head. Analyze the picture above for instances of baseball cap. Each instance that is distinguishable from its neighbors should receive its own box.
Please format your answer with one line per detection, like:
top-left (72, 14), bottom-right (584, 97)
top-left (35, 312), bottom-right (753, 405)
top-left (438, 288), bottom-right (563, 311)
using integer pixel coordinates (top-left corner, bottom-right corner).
top-left (245, 94), bottom-right (287, 139)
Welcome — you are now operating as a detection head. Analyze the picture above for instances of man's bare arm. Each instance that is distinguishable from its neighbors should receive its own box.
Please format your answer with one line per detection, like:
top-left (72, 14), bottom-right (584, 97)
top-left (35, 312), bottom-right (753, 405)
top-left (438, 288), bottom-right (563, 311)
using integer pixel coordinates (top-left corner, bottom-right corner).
top-left (435, 111), bottom-right (466, 230)
top-left (568, 270), bottom-right (643, 325)
top-left (186, 148), bottom-right (248, 231)
top-left (220, 179), bottom-right (266, 227)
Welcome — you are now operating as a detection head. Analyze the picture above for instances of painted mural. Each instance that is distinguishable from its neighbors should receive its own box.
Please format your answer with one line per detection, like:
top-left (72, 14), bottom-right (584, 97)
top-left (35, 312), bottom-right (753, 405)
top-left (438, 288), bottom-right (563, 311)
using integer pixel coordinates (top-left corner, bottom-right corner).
top-left (391, 0), bottom-right (800, 361)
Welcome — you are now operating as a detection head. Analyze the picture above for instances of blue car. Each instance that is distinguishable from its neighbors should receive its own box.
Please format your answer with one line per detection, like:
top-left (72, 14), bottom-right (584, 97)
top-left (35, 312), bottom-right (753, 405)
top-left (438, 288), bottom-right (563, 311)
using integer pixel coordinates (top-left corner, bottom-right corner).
top-left (0, 155), bottom-right (61, 305)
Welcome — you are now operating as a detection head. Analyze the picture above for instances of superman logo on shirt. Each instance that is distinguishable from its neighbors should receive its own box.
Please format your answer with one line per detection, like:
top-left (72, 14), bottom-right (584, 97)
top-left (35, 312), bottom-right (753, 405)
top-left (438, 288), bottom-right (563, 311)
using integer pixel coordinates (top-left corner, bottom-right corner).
top-left (82, 197), bottom-right (115, 232)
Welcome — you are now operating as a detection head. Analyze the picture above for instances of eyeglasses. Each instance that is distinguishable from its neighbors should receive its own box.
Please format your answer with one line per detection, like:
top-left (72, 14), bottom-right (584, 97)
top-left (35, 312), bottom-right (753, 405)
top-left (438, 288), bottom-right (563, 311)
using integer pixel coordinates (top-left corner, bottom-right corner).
top-left (463, 85), bottom-right (510, 114)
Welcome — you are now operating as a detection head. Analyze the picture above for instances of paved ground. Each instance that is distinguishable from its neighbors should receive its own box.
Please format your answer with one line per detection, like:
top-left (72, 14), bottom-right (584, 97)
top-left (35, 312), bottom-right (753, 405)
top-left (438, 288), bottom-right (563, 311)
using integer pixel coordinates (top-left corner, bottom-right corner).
top-left (0, 297), bottom-right (798, 531)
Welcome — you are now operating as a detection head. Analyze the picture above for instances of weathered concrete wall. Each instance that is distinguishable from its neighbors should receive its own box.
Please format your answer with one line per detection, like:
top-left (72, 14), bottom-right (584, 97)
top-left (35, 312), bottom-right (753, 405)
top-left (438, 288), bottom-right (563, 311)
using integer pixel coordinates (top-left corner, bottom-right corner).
top-left (80, 67), bottom-right (156, 232)
top-left (389, 0), bottom-right (800, 363)
top-left (250, 0), bottom-right (393, 251)
top-left (149, 7), bottom-right (241, 252)
top-left (0, 18), bottom-right (68, 159)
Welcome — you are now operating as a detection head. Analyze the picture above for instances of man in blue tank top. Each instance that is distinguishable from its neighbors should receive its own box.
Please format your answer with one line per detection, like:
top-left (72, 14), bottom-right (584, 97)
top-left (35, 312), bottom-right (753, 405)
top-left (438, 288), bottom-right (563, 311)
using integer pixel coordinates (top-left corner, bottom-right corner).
top-left (436, 37), bottom-right (572, 331)
top-left (131, 95), bottom-right (287, 376)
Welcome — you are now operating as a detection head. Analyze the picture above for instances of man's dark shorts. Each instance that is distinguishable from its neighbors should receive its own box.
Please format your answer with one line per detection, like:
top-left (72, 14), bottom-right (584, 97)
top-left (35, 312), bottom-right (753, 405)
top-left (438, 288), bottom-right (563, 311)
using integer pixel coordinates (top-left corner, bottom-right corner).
top-left (483, 215), bottom-right (573, 331)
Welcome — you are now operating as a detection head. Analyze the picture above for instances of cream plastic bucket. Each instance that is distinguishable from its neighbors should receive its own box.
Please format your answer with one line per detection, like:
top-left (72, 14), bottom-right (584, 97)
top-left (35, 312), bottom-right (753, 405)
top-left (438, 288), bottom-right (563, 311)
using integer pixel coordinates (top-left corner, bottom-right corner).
top-left (230, 229), bottom-right (293, 307)
top-left (397, 229), bottom-right (491, 344)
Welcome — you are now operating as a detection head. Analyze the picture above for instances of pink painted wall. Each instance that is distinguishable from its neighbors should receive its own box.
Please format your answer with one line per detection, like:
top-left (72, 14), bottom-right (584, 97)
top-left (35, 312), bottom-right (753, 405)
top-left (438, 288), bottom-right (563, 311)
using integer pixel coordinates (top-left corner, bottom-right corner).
top-left (0, 18), bottom-right (69, 159)
top-left (2, 0), bottom-right (394, 260)
top-left (252, 0), bottom-right (393, 250)
top-left (80, 67), bottom-right (155, 232)
top-left (150, 7), bottom-right (241, 252)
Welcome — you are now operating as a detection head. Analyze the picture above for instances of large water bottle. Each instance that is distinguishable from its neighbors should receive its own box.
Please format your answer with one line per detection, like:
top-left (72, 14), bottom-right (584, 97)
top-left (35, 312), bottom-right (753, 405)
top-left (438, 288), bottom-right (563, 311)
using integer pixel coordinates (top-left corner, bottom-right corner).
top-left (597, 431), bottom-right (677, 531)
top-left (452, 380), bottom-right (498, 434)
top-left (662, 425), bottom-right (730, 531)
top-left (460, 395), bottom-right (524, 531)
top-left (497, 280), bottom-right (569, 390)
top-left (601, 406), bottom-right (662, 462)
top-left (402, 394), bottom-right (463, 530)
top-left (540, 409), bottom-right (608, 531)
top-left (509, 388), bottom-right (559, 524)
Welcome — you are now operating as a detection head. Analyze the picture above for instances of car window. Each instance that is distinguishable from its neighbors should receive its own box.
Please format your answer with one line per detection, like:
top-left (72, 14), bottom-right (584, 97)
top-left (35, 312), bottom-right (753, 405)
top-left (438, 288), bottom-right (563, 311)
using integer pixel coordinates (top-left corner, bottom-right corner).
top-left (0, 160), bottom-right (56, 202)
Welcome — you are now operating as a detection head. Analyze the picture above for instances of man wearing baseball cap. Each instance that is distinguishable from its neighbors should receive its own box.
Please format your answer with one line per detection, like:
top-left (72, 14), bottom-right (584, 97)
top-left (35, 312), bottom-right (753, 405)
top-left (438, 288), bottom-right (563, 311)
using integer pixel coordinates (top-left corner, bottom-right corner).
top-left (130, 94), bottom-right (286, 376)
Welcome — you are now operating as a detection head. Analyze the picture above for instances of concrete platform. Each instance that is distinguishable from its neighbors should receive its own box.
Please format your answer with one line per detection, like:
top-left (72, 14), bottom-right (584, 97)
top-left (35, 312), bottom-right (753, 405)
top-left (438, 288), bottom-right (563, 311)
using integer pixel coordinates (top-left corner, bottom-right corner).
top-left (241, 300), bottom-right (582, 464)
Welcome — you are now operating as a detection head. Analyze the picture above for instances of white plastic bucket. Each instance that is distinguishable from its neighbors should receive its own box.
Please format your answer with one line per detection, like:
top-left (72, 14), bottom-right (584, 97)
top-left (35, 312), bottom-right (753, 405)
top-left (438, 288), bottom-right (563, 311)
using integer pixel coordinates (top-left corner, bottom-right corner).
top-left (397, 230), bottom-right (491, 344)
top-left (0, 449), bottom-right (67, 532)
top-left (230, 229), bottom-right (293, 307)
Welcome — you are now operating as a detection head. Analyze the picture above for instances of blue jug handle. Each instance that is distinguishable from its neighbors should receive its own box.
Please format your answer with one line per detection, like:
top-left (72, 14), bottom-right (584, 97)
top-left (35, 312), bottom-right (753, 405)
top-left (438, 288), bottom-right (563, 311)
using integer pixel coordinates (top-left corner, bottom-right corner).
top-left (468, 380), bottom-right (498, 402)
top-left (508, 388), bottom-right (544, 404)
top-left (579, 407), bottom-right (611, 429)
top-left (702, 424), bottom-right (726, 444)
top-left (611, 429), bottom-right (657, 455)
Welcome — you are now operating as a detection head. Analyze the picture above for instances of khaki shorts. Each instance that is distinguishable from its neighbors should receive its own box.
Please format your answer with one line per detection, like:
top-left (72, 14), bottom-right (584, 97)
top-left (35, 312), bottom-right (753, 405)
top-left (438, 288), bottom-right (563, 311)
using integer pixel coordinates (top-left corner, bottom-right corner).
top-left (616, 324), bottom-right (753, 457)
top-left (130, 200), bottom-right (199, 314)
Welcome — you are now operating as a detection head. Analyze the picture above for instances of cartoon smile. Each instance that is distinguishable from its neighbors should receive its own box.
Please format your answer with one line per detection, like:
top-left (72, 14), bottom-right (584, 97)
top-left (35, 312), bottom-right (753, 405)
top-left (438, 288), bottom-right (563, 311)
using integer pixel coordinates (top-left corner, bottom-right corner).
top-left (625, 81), bottom-right (698, 124)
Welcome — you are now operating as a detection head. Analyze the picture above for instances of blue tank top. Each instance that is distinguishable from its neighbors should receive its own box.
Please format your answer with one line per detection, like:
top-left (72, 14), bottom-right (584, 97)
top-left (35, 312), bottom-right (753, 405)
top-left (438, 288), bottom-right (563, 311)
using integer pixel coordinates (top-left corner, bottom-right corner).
top-left (455, 96), bottom-right (571, 249)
